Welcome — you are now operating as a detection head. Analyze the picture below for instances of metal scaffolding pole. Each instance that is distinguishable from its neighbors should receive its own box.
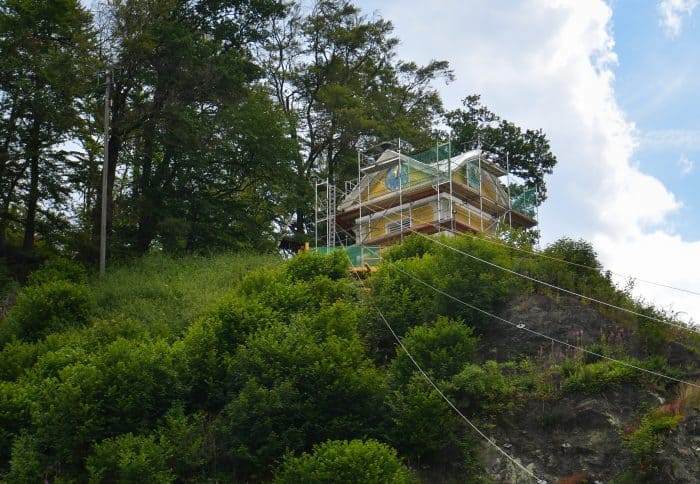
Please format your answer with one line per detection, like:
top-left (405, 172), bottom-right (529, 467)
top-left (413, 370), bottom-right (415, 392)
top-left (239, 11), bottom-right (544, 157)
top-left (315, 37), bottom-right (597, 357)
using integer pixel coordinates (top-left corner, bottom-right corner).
top-left (506, 151), bottom-right (512, 228)
top-left (357, 152), bottom-right (363, 263)
top-left (479, 150), bottom-right (484, 232)
top-left (398, 138), bottom-right (403, 242)
top-left (314, 180), bottom-right (319, 249)
top-left (436, 142), bottom-right (441, 232)
top-left (448, 140), bottom-right (454, 232)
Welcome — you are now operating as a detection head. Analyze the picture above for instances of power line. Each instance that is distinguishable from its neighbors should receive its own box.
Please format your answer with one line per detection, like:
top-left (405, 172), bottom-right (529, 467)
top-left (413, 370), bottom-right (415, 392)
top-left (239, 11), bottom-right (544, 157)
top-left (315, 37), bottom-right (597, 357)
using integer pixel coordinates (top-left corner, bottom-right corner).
top-left (333, 218), bottom-right (700, 390)
top-left (342, 249), bottom-right (544, 484)
top-left (404, 229), bottom-right (700, 334)
top-left (349, 199), bottom-right (699, 333)
top-left (459, 231), bottom-right (700, 298)
top-left (386, 261), bottom-right (700, 390)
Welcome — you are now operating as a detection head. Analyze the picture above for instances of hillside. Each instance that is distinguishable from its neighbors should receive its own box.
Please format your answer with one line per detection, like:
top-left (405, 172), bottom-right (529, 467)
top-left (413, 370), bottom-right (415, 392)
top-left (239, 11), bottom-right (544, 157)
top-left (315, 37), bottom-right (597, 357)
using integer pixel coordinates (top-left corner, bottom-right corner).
top-left (0, 235), bottom-right (698, 482)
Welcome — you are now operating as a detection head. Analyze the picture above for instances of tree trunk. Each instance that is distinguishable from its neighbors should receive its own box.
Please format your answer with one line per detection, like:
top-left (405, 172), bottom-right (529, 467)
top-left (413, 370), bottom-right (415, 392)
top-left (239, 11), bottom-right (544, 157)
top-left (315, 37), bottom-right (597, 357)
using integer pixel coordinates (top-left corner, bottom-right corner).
top-left (22, 117), bottom-right (41, 251)
top-left (0, 99), bottom-right (19, 251)
top-left (135, 104), bottom-right (160, 253)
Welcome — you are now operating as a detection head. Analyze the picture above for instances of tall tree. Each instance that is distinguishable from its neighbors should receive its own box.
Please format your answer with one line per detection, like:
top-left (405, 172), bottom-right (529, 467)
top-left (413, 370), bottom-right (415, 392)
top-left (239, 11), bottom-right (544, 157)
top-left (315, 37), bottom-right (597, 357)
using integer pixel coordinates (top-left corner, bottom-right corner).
top-left (259, 0), bottom-right (453, 238)
top-left (0, 0), bottom-right (96, 252)
top-left (86, 0), bottom-right (295, 255)
top-left (446, 95), bottom-right (557, 204)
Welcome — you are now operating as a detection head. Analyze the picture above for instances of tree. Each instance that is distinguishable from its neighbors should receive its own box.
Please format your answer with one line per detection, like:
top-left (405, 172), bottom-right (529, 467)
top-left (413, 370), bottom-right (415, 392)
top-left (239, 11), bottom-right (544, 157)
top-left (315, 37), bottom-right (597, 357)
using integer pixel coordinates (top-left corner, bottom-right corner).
top-left (259, 0), bottom-right (453, 239)
top-left (0, 0), bottom-right (96, 252)
top-left (446, 95), bottom-right (557, 204)
top-left (85, 0), bottom-right (294, 256)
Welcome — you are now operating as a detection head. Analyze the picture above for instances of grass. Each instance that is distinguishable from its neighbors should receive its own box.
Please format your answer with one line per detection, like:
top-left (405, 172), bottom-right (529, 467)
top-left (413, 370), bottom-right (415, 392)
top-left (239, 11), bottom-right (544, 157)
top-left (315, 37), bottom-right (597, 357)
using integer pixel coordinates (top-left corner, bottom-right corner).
top-left (90, 252), bottom-right (280, 337)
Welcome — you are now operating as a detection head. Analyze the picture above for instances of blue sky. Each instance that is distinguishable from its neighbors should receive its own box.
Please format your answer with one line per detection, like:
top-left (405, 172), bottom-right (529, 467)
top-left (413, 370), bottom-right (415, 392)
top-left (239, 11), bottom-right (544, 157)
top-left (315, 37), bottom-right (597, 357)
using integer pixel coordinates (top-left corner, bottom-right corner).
top-left (612, 0), bottom-right (700, 240)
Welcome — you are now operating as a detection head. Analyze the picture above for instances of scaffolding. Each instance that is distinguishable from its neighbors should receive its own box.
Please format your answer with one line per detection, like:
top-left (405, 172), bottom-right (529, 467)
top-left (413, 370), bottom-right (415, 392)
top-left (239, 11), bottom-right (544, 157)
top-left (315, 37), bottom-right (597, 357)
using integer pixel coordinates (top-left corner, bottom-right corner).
top-left (314, 178), bottom-right (337, 249)
top-left (312, 139), bottom-right (538, 267)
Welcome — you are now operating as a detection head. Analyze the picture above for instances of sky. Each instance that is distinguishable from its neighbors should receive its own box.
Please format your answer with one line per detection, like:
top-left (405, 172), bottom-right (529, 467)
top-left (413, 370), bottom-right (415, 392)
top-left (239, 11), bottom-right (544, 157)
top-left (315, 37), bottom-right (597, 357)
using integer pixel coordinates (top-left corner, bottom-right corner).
top-left (355, 0), bottom-right (700, 323)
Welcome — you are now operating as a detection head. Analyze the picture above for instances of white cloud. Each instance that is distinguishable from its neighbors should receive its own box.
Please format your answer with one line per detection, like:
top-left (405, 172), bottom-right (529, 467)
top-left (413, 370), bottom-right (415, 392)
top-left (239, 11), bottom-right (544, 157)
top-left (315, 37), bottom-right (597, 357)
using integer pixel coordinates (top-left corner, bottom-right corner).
top-left (678, 153), bottom-right (694, 175)
top-left (358, 0), bottom-right (700, 323)
top-left (641, 128), bottom-right (700, 150)
top-left (658, 0), bottom-right (699, 38)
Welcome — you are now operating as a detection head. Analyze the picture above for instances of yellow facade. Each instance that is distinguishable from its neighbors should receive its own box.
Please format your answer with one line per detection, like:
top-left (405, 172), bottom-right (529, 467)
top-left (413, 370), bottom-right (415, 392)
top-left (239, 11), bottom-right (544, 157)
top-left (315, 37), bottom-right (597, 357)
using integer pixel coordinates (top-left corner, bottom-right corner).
top-left (337, 149), bottom-right (536, 247)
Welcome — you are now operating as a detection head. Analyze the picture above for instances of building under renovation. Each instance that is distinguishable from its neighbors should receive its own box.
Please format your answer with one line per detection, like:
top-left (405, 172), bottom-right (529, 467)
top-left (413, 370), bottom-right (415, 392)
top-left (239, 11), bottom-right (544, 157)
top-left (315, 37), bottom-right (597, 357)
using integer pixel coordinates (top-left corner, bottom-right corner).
top-left (313, 141), bottom-right (537, 267)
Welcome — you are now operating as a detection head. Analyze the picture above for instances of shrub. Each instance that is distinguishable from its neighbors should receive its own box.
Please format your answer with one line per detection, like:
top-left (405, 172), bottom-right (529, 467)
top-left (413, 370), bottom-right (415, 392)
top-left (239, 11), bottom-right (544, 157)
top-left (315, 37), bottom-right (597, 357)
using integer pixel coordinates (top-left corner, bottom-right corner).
top-left (449, 360), bottom-right (519, 415)
top-left (87, 433), bottom-right (174, 483)
top-left (285, 250), bottom-right (349, 281)
top-left (180, 296), bottom-right (279, 411)
top-left (390, 317), bottom-right (478, 386)
top-left (388, 374), bottom-right (460, 466)
top-left (0, 382), bottom-right (30, 469)
top-left (25, 339), bottom-right (185, 475)
top-left (7, 280), bottom-right (95, 341)
top-left (382, 234), bottom-right (434, 261)
top-left (26, 257), bottom-right (88, 287)
top-left (215, 321), bottom-right (388, 478)
top-left (562, 359), bottom-right (636, 395)
top-left (562, 357), bottom-right (667, 395)
top-left (624, 411), bottom-right (684, 460)
top-left (274, 439), bottom-right (417, 484)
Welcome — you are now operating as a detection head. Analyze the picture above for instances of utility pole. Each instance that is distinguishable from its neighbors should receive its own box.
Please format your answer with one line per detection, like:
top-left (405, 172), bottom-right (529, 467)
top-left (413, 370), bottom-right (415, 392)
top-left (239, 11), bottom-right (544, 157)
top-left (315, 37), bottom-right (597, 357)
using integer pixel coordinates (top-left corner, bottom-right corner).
top-left (100, 69), bottom-right (111, 277)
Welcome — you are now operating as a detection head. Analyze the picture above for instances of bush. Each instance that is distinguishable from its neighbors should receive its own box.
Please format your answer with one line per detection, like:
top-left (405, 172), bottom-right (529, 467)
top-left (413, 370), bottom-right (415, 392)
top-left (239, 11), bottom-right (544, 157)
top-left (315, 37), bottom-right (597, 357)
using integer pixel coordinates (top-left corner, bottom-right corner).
top-left (625, 410), bottom-right (684, 460)
top-left (26, 257), bottom-right (88, 287)
top-left (24, 339), bottom-right (185, 475)
top-left (561, 357), bottom-right (666, 395)
top-left (388, 375), bottom-right (460, 467)
top-left (285, 250), bottom-right (349, 281)
top-left (274, 439), bottom-right (417, 484)
top-left (87, 433), bottom-right (174, 483)
top-left (7, 280), bottom-right (95, 341)
top-left (390, 317), bottom-right (478, 386)
top-left (0, 382), bottom-right (30, 469)
top-left (214, 321), bottom-right (388, 478)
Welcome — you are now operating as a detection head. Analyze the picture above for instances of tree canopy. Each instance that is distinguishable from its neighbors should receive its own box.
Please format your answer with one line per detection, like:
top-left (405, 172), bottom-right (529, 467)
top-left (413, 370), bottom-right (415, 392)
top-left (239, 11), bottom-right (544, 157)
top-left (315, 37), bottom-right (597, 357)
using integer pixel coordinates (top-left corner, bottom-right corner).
top-left (0, 0), bottom-right (557, 269)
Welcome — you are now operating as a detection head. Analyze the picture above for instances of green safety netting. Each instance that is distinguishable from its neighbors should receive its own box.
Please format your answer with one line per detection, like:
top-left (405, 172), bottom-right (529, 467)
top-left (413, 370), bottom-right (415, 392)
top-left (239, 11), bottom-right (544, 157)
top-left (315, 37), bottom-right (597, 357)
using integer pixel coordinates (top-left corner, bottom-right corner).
top-left (511, 187), bottom-right (537, 218)
top-left (310, 246), bottom-right (381, 267)
top-left (410, 142), bottom-right (453, 164)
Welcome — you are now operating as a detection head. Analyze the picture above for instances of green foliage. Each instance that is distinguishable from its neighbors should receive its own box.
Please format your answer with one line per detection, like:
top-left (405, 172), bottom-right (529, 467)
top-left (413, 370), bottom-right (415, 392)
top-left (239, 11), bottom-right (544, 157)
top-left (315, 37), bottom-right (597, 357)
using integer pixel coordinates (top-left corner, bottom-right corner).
top-left (0, 382), bottom-right (29, 468)
top-left (87, 433), bottom-right (174, 483)
top-left (382, 234), bottom-right (434, 262)
top-left (26, 257), bottom-right (88, 287)
top-left (6, 280), bottom-right (94, 342)
top-left (274, 439), bottom-right (417, 484)
top-left (543, 237), bottom-right (601, 270)
top-left (6, 433), bottom-right (43, 482)
top-left (21, 338), bottom-right (185, 476)
top-left (92, 253), bottom-right (277, 337)
top-left (180, 295), bottom-right (279, 410)
top-left (388, 374), bottom-right (460, 466)
top-left (450, 361), bottom-right (520, 416)
top-left (371, 235), bottom-right (523, 352)
top-left (285, 250), bottom-right (349, 281)
top-left (391, 316), bottom-right (478, 386)
top-left (562, 357), bottom-right (667, 395)
top-left (215, 320), bottom-right (388, 478)
top-left (446, 94), bottom-right (557, 203)
top-left (156, 406), bottom-right (212, 480)
top-left (624, 411), bottom-right (684, 460)
top-left (0, 240), bottom-right (691, 483)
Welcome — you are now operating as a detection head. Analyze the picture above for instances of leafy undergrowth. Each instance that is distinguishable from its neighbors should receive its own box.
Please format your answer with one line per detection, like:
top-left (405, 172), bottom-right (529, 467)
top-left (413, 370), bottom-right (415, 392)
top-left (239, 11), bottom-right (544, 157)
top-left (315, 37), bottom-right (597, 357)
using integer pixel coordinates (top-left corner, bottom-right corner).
top-left (0, 235), bottom-right (697, 482)
top-left (92, 252), bottom-right (279, 336)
